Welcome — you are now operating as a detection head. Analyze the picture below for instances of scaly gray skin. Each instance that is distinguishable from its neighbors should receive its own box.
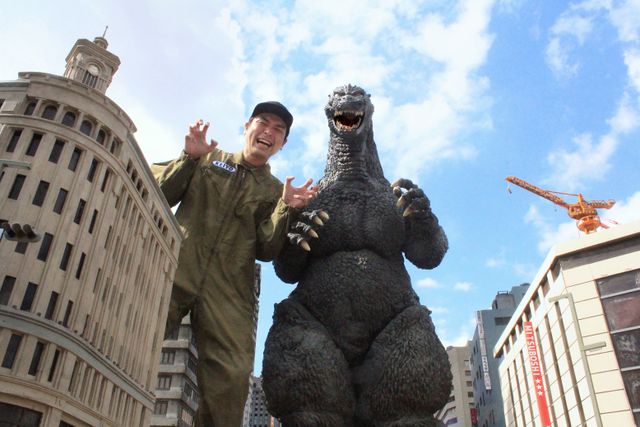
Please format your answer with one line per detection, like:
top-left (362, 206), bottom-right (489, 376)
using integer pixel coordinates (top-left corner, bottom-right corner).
top-left (263, 85), bottom-right (451, 427)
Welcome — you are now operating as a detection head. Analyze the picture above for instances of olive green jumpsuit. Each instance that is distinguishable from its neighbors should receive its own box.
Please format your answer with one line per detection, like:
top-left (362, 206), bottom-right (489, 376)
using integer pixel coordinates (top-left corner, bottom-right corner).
top-left (152, 149), bottom-right (293, 426)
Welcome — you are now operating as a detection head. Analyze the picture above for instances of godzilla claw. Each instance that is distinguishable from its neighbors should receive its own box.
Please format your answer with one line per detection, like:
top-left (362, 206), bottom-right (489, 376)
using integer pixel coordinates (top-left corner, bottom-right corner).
top-left (391, 178), bottom-right (431, 219)
top-left (302, 210), bottom-right (330, 226)
top-left (288, 232), bottom-right (311, 251)
top-left (288, 210), bottom-right (329, 252)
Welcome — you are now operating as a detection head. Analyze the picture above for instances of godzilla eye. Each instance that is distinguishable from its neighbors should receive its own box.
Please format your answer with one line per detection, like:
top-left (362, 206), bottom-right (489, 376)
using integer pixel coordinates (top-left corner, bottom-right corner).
top-left (352, 90), bottom-right (364, 96)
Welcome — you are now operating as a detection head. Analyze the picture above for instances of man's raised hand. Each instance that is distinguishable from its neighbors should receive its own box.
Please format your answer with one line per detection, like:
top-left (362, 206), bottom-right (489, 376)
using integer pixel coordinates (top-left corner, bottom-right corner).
top-left (282, 177), bottom-right (317, 209)
top-left (184, 119), bottom-right (218, 159)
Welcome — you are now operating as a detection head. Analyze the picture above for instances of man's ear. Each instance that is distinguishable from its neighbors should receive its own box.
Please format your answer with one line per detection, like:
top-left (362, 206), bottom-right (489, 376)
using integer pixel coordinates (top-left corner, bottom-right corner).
top-left (281, 138), bottom-right (287, 149)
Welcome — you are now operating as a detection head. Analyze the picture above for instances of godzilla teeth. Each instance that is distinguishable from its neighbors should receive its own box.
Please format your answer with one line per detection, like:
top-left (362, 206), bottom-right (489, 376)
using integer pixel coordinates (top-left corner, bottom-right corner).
top-left (333, 110), bottom-right (363, 130)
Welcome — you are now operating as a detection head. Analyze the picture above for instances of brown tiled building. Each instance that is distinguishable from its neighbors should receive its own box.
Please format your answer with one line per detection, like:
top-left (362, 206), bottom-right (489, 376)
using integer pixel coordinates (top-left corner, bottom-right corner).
top-left (0, 34), bottom-right (182, 426)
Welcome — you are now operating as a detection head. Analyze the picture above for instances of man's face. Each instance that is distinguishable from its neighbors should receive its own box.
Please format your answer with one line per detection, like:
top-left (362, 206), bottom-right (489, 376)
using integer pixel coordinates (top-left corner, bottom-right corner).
top-left (242, 113), bottom-right (287, 166)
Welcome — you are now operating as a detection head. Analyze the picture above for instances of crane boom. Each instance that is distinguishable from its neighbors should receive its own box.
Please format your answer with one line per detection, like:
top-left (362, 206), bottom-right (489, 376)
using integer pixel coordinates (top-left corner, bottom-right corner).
top-left (505, 175), bottom-right (616, 234)
top-left (505, 176), bottom-right (568, 208)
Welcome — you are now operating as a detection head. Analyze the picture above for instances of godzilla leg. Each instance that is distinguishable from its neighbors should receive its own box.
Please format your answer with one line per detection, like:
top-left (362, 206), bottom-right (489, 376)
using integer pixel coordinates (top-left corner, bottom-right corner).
top-left (263, 298), bottom-right (356, 427)
top-left (354, 305), bottom-right (452, 427)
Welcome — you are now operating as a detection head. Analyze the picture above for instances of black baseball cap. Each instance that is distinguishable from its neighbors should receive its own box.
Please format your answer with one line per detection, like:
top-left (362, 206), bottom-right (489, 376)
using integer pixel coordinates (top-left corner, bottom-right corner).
top-left (251, 101), bottom-right (293, 137)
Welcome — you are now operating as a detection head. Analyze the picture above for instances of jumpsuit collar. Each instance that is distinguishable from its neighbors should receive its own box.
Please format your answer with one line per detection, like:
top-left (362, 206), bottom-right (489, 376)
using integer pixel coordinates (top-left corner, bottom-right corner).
top-left (232, 151), bottom-right (272, 184)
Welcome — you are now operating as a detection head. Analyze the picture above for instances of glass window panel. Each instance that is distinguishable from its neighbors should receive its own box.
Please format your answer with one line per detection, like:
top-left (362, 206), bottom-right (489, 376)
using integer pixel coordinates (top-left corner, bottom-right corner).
top-left (602, 292), bottom-right (640, 331)
top-left (612, 329), bottom-right (640, 369)
top-left (597, 269), bottom-right (640, 297)
top-left (622, 369), bottom-right (640, 410)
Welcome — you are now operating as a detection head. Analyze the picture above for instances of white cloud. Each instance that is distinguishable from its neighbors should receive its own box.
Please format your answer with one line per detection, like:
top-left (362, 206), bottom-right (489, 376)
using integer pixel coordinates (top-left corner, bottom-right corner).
top-left (417, 277), bottom-right (442, 289)
top-left (609, 0), bottom-right (640, 42)
top-left (603, 191), bottom-right (640, 224)
top-left (454, 281), bottom-right (474, 292)
top-left (624, 49), bottom-right (640, 93)
top-left (430, 306), bottom-right (450, 314)
top-left (439, 316), bottom-right (475, 348)
top-left (524, 205), bottom-right (581, 254)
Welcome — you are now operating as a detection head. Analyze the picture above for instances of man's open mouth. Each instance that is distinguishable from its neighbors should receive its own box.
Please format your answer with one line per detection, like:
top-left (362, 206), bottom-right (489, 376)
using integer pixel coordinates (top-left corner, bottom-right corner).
top-left (333, 110), bottom-right (363, 131)
top-left (257, 138), bottom-right (272, 147)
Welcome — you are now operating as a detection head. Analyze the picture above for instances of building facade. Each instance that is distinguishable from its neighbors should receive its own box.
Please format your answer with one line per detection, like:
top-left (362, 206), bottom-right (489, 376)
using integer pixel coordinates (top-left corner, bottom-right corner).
top-left (435, 342), bottom-right (476, 426)
top-left (0, 35), bottom-right (182, 426)
top-left (150, 316), bottom-right (198, 427)
top-left (470, 284), bottom-right (529, 427)
top-left (494, 220), bottom-right (640, 426)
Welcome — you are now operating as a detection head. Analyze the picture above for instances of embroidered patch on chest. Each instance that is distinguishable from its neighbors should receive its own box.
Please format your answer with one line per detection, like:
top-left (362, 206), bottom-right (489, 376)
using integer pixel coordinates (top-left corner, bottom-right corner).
top-left (211, 160), bottom-right (237, 173)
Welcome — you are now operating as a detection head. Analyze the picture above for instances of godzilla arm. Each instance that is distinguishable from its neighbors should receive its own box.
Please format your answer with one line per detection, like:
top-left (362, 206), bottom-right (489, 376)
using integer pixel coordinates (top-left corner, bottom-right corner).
top-left (392, 179), bottom-right (448, 269)
top-left (403, 212), bottom-right (448, 269)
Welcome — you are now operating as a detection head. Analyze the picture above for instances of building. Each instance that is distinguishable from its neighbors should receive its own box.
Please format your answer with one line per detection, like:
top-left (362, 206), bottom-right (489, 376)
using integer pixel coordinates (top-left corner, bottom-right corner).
top-left (494, 220), bottom-right (640, 426)
top-left (435, 342), bottom-right (476, 426)
top-left (243, 375), bottom-right (281, 427)
top-left (0, 34), bottom-right (182, 426)
top-left (150, 316), bottom-right (198, 427)
top-left (470, 284), bottom-right (529, 427)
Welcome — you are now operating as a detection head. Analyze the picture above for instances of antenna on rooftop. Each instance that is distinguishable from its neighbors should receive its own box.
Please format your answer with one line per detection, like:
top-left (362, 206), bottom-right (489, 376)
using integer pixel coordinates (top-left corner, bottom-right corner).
top-left (102, 25), bottom-right (109, 38)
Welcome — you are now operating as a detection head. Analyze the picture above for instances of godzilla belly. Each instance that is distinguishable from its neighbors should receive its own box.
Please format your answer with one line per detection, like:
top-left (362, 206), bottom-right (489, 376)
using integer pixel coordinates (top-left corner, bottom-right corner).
top-left (291, 250), bottom-right (419, 362)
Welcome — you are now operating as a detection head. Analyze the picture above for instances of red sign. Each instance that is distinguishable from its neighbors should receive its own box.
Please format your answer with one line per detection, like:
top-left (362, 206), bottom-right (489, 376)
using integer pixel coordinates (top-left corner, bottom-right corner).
top-left (524, 322), bottom-right (551, 426)
top-left (470, 407), bottom-right (478, 426)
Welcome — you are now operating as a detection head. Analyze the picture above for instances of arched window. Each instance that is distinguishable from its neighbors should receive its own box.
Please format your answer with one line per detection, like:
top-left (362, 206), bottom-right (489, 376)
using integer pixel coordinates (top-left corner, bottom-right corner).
top-left (96, 129), bottom-right (107, 145)
top-left (80, 120), bottom-right (93, 136)
top-left (24, 102), bottom-right (37, 116)
top-left (62, 111), bottom-right (77, 127)
top-left (41, 105), bottom-right (58, 120)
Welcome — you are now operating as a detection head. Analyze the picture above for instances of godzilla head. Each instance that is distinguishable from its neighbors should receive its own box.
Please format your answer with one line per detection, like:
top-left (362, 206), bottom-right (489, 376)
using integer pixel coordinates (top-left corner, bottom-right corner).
top-left (325, 84), bottom-right (374, 138)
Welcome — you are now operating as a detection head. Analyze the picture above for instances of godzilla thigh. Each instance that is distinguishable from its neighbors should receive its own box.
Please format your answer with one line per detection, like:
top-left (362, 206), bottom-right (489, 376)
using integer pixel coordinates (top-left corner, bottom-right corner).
top-left (262, 298), bottom-right (355, 426)
top-left (355, 305), bottom-right (452, 427)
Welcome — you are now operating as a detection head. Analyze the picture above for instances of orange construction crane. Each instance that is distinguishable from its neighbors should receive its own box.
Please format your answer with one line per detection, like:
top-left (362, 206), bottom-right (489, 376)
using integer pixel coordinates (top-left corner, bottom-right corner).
top-left (505, 176), bottom-right (615, 234)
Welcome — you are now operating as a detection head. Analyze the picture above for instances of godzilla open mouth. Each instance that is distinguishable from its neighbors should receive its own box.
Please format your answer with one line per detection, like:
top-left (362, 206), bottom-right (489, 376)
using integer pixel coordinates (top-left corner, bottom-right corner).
top-left (333, 110), bottom-right (363, 131)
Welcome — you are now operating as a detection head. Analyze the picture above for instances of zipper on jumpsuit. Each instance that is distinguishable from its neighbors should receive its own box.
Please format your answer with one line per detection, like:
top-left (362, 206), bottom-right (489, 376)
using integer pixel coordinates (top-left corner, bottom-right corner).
top-left (197, 165), bottom-right (247, 290)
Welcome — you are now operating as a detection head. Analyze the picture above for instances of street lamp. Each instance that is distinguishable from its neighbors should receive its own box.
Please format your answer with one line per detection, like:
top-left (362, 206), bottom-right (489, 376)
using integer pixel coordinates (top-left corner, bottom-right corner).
top-left (0, 159), bottom-right (38, 243)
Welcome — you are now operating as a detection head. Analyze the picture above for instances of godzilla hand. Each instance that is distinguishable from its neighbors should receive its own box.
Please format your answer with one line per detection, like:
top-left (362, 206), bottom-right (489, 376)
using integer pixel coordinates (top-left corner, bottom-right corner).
top-left (391, 179), bottom-right (430, 219)
top-left (287, 210), bottom-right (329, 251)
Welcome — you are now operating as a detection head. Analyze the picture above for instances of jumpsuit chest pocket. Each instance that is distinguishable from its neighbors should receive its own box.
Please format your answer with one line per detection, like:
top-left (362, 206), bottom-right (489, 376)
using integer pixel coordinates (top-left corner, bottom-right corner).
top-left (200, 163), bottom-right (237, 198)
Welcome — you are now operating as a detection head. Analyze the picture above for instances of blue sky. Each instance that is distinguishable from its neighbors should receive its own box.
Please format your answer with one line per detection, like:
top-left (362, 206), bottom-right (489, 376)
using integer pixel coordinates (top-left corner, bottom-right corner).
top-left (2, 0), bottom-right (640, 374)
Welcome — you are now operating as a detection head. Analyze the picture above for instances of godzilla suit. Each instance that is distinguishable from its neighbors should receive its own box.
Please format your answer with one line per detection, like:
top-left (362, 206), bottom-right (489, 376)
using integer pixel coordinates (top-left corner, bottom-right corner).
top-left (262, 85), bottom-right (452, 427)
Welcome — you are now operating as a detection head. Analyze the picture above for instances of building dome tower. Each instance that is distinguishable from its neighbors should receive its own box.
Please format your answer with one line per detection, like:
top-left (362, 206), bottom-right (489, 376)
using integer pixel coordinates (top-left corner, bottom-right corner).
top-left (0, 34), bottom-right (181, 426)
top-left (63, 30), bottom-right (120, 94)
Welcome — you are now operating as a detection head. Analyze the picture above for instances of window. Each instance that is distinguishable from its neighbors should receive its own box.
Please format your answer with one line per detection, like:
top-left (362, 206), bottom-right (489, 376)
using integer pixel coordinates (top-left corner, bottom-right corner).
top-left (15, 241), bottom-right (28, 254)
top-left (53, 188), bottom-right (68, 214)
top-left (32, 180), bottom-right (50, 206)
top-left (49, 140), bottom-right (65, 163)
top-left (61, 111), bottom-right (76, 127)
top-left (28, 342), bottom-right (45, 375)
top-left (62, 300), bottom-right (73, 326)
top-left (45, 291), bottom-right (59, 320)
top-left (1, 334), bottom-right (22, 368)
top-left (87, 159), bottom-right (99, 182)
top-left (68, 148), bottom-right (82, 171)
top-left (41, 105), bottom-right (57, 120)
top-left (153, 400), bottom-right (168, 415)
top-left (20, 282), bottom-right (38, 311)
top-left (37, 233), bottom-right (54, 261)
top-left (74, 199), bottom-right (86, 223)
top-left (47, 349), bottom-right (60, 382)
top-left (0, 276), bottom-right (16, 305)
top-left (96, 129), bottom-right (106, 145)
top-left (24, 102), bottom-right (36, 116)
top-left (25, 133), bottom-right (42, 156)
top-left (6, 128), bottom-right (22, 152)
top-left (187, 355), bottom-right (197, 374)
top-left (80, 120), bottom-right (93, 136)
top-left (88, 210), bottom-right (98, 234)
top-left (157, 375), bottom-right (172, 390)
top-left (82, 70), bottom-right (98, 88)
top-left (110, 138), bottom-right (121, 155)
top-left (60, 243), bottom-right (73, 271)
top-left (494, 316), bottom-right (510, 326)
top-left (160, 349), bottom-right (175, 364)
top-left (8, 174), bottom-right (26, 199)
top-left (100, 169), bottom-right (111, 192)
top-left (75, 253), bottom-right (86, 279)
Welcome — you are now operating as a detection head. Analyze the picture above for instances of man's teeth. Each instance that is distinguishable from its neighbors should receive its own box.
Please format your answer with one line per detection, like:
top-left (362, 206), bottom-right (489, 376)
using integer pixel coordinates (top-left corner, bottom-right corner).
top-left (257, 138), bottom-right (272, 146)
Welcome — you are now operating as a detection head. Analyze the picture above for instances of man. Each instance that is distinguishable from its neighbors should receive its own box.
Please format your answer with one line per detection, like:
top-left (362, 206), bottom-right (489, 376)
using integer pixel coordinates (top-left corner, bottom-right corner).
top-left (152, 101), bottom-right (315, 426)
